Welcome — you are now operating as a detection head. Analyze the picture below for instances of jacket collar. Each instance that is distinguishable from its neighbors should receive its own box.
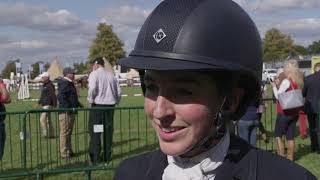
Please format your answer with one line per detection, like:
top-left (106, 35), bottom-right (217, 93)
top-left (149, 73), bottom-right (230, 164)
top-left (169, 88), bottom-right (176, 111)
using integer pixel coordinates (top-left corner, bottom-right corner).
top-left (146, 149), bottom-right (168, 180)
top-left (214, 134), bottom-right (256, 180)
top-left (63, 77), bottom-right (73, 82)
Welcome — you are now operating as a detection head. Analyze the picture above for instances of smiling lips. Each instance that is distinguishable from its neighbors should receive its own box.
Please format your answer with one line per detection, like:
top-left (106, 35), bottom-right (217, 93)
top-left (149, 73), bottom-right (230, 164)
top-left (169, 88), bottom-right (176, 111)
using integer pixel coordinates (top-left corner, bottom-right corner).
top-left (157, 124), bottom-right (186, 141)
top-left (161, 127), bottom-right (184, 133)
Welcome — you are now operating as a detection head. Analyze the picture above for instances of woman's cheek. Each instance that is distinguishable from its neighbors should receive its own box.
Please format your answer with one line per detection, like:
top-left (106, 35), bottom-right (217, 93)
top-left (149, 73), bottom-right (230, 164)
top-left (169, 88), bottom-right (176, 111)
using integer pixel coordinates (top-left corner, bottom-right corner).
top-left (144, 98), bottom-right (154, 118)
top-left (176, 104), bottom-right (210, 123)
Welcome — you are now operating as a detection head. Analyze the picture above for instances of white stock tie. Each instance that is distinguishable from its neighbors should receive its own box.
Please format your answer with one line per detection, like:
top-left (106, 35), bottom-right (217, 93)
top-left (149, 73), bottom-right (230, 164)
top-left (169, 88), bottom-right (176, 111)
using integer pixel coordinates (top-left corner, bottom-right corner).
top-left (162, 132), bottom-right (230, 180)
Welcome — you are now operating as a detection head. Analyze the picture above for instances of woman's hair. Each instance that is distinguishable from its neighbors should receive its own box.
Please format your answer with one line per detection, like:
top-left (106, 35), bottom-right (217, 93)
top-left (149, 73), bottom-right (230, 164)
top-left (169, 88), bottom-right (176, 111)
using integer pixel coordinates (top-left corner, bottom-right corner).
top-left (205, 70), bottom-right (252, 121)
top-left (314, 62), bottom-right (320, 72)
top-left (283, 59), bottom-right (304, 89)
top-left (275, 72), bottom-right (286, 89)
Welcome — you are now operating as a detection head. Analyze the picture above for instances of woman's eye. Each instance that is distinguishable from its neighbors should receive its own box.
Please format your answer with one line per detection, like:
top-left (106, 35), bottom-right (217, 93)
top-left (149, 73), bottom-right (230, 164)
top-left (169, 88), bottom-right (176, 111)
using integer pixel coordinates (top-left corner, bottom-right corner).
top-left (145, 84), bottom-right (158, 92)
top-left (176, 88), bottom-right (193, 95)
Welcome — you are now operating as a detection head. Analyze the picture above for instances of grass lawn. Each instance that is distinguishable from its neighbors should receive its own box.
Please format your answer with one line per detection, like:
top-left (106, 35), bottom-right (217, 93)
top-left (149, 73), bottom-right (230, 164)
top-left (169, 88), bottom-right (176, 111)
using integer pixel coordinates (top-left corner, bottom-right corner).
top-left (0, 86), bottom-right (319, 179)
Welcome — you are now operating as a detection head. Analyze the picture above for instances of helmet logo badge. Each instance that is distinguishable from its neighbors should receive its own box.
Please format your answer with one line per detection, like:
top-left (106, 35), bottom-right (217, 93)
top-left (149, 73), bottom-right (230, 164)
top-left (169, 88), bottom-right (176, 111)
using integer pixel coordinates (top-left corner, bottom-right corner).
top-left (153, 29), bottom-right (166, 43)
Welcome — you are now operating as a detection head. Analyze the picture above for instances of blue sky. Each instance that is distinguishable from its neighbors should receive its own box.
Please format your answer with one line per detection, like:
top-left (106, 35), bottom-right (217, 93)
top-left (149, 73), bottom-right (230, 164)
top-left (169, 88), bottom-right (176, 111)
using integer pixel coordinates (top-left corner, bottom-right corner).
top-left (0, 0), bottom-right (319, 72)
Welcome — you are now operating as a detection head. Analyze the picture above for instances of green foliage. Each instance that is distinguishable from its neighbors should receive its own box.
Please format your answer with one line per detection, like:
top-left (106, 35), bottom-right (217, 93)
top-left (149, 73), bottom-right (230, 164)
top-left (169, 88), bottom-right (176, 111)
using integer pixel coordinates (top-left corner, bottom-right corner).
top-left (308, 40), bottom-right (320, 55)
top-left (263, 28), bottom-right (295, 62)
top-left (1, 60), bottom-right (17, 79)
top-left (30, 61), bottom-right (50, 79)
top-left (293, 45), bottom-right (309, 56)
top-left (88, 23), bottom-right (125, 66)
top-left (73, 62), bottom-right (90, 74)
top-left (44, 63), bottom-right (50, 71)
top-left (30, 62), bottom-right (40, 79)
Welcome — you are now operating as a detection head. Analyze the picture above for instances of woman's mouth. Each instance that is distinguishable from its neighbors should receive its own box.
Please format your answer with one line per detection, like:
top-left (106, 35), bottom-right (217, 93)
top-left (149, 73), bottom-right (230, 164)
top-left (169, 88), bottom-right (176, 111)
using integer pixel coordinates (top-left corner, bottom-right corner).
top-left (157, 125), bottom-right (186, 141)
top-left (161, 127), bottom-right (184, 133)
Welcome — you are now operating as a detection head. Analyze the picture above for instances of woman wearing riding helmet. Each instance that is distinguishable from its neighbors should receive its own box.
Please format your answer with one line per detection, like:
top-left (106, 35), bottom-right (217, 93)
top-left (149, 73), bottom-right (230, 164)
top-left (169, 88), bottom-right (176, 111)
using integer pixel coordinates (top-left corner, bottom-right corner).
top-left (114, 0), bottom-right (316, 179)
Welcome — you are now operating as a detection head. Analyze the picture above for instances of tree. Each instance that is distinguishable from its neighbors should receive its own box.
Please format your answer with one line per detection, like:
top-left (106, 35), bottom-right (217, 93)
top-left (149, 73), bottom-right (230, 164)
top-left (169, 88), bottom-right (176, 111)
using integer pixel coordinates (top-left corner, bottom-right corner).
top-left (73, 62), bottom-right (90, 74)
top-left (262, 28), bottom-right (295, 62)
top-left (44, 63), bottom-right (50, 71)
top-left (88, 23), bottom-right (125, 66)
top-left (293, 45), bottom-right (308, 56)
top-left (29, 61), bottom-right (50, 79)
top-left (308, 40), bottom-right (320, 55)
top-left (1, 60), bottom-right (18, 79)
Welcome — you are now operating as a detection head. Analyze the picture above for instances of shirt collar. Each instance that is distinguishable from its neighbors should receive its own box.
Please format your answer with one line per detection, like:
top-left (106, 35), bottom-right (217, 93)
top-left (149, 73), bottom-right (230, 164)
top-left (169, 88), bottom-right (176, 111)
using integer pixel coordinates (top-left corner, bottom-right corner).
top-left (96, 67), bottom-right (104, 71)
top-left (164, 131), bottom-right (230, 178)
top-left (63, 77), bottom-right (73, 82)
top-left (170, 131), bottom-right (229, 165)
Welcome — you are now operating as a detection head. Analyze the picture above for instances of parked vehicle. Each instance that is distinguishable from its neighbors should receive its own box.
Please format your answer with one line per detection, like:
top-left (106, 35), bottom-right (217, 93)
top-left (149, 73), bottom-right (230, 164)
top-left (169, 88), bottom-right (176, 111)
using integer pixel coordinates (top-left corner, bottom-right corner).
top-left (263, 69), bottom-right (277, 83)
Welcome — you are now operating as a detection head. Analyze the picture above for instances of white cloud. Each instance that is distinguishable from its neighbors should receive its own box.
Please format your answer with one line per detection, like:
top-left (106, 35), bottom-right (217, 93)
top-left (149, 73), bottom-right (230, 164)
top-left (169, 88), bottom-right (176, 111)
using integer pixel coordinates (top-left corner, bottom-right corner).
top-left (2, 40), bottom-right (48, 49)
top-left (99, 5), bottom-right (150, 27)
top-left (233, 0), bottom-right (320, 12)
top-left (255, 0), bottom-right (320, 12)
top-left (275, 18), bottom-right (320, 45)
top-left (0, 36), bottom-right (90, 70)
top-left (0, 2), bottom-right (98, 71)
top-left (0, 3), bottom-right (84, 31)
top-left (0, 36), bottom-right (10, 44)
top-left (31, 9), bottom-right (82, 31)
top-left (232, 0), bottom-right (320, 45)
top-left (98, 5), bottom-right (151, 52)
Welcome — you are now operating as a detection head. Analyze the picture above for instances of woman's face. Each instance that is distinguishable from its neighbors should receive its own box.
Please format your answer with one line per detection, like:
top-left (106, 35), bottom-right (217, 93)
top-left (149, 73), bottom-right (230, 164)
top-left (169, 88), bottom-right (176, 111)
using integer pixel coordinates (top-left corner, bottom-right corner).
top-left (144, 70), bottom-right (221, 156)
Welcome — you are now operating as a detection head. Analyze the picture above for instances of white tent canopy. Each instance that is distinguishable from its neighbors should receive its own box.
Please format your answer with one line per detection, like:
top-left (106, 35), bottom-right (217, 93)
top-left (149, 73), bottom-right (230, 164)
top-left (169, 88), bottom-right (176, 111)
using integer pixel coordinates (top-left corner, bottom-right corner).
top-left (126, 69), bottom-right (139, 79)
top-left (47, 57), bottom-right (63, 81)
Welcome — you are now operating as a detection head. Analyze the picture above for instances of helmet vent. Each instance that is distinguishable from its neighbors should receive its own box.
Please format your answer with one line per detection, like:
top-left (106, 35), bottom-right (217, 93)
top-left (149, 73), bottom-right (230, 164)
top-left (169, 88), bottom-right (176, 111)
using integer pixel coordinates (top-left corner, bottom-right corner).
top-left (138, 0), bottom-right (206, 52)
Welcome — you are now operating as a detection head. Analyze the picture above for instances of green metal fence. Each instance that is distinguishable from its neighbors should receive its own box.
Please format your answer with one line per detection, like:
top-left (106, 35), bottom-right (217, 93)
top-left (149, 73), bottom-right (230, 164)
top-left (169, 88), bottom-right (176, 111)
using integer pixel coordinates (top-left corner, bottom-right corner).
top-left (0, 106), bottom-right (158, 179)
top-left (255, 98), bottom-right (277, 151)
top-left (0, 99), bottom-right (309, 179)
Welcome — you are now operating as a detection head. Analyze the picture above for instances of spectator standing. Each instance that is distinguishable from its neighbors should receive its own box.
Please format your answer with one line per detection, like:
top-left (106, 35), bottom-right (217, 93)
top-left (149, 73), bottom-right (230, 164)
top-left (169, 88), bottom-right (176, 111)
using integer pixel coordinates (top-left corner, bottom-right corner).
top-left (303, 62), bottom-right (320, 153)
top-left (298, 110), bottom-right (308, 139)
top-left (0, 77), bottom-right (11, 160)
top-left (257, 83), bottom-right (269, 143)
top-left (38, 72), bottom-right (57, 138)
top-left (271, 59), bottom-right (304, 161)
top-left (87, 58), bottom-right (121, 164)
top-left (237, 103), bottom-right (259, 146)
top-left (57, 67), bottom-right (83, 159)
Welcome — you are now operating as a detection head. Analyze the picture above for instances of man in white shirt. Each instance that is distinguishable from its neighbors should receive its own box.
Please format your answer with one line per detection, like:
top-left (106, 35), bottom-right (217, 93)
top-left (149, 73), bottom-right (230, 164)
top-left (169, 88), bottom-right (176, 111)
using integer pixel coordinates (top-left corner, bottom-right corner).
top-left (87, 57), bottom-right (121, 164)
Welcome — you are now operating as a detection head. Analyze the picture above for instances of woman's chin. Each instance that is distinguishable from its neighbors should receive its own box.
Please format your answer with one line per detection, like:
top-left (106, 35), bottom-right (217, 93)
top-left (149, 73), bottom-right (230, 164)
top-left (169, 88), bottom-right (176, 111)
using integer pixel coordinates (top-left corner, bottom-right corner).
top-left (159, 141), bottom-right (191, 156)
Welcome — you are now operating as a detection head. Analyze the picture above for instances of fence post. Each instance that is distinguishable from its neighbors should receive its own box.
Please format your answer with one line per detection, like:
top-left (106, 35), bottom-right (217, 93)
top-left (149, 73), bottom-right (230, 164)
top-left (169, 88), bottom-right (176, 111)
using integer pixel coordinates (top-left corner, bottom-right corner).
top-left (36, 173), bottom-right (43, 180)
top-left (85, 170), bottom-right (91, 180)
top-left (22, 111), bottom-right (29, 169)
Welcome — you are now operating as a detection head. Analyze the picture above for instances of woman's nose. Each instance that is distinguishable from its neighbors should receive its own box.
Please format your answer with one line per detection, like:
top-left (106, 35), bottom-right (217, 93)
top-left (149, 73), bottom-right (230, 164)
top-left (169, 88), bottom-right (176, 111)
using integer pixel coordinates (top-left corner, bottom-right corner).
top-left (153, 95), bottom-right (174, 119)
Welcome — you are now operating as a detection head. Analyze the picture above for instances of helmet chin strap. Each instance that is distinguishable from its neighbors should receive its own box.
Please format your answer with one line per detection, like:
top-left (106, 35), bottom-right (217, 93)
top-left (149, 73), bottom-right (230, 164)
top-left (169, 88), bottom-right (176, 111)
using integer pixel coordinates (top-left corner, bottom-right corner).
top-left (182, 97), bottom-right (233, 156)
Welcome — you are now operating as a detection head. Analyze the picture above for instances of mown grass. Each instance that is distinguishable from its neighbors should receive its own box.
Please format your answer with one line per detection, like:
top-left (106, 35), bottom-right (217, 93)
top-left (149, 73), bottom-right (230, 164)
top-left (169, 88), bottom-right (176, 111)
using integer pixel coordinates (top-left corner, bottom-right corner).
top-left (0, 85), bottom-right (319, 179)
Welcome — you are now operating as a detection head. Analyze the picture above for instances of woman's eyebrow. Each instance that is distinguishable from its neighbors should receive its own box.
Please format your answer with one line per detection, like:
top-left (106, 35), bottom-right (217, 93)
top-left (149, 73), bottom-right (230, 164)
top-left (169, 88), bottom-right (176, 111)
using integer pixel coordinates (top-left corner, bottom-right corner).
top-left (147, 77), bottom-right (200, 86)
top-left (171, 78), bottom-right (200, 86)
top-left (144, 74), bottom-right (154, 81)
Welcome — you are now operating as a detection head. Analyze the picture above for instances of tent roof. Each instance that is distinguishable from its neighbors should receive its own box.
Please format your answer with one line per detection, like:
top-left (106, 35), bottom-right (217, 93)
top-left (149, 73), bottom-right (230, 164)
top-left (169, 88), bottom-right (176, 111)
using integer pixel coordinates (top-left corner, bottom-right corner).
top-left (47, 57), bottom-right (63, 81)
top-left (126, 69), bottom-right (139, 79)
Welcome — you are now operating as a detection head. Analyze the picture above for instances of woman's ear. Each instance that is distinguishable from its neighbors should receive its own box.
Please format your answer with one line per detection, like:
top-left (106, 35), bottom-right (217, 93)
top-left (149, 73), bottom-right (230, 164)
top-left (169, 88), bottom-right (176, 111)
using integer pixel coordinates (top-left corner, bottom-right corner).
top-left (229, 88), bottom-right (244, 113)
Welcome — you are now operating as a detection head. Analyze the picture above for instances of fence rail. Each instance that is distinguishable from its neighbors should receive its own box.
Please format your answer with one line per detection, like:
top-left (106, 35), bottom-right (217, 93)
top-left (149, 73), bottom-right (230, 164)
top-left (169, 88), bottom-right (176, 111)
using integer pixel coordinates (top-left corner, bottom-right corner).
top-left (0, 106), bottom-right (158, 179)
top-left (0, 99), bottom-right (311, 179)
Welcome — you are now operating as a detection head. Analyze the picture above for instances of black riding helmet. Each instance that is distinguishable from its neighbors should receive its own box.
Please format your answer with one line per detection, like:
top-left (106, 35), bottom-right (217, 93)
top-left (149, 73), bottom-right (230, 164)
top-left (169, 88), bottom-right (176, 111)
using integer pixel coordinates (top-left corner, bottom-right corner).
top-left (118, 0), bottom-right (262, 120)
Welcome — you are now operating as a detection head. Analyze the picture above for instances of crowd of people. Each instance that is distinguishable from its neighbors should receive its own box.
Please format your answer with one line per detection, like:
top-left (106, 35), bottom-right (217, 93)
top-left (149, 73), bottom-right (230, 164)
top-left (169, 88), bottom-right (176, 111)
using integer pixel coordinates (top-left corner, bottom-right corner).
top-left (32, 58), bottom-right (121, 161)
top-left (236, 59), bottom-right (320, 162)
